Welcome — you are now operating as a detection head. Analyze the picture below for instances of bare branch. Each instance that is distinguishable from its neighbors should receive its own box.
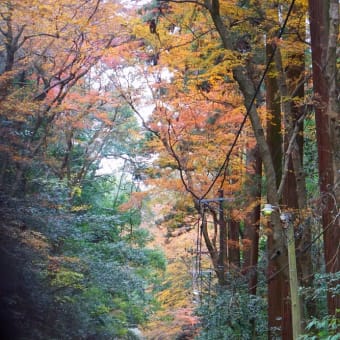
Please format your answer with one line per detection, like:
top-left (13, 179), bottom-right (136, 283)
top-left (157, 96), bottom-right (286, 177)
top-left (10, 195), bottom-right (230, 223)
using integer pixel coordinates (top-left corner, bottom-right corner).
top-left (277, 111), bottom-right (308, 198)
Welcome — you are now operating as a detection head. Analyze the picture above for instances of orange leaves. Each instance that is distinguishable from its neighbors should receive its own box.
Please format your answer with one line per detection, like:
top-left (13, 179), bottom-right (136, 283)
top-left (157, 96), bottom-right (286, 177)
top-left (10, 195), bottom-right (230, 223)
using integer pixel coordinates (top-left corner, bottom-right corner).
top-left (0, 0), bottom-right (145, 191)
top-left (21, 230), bottom-right (50, 254)
top-left (132, 0), bottom-right (265, 211)
top-left (118, 191), bottom-right (148, 212)
top-left (145, 80), bottom-right (250, 197)
top-left (94, 112), bottom-right (114, 126)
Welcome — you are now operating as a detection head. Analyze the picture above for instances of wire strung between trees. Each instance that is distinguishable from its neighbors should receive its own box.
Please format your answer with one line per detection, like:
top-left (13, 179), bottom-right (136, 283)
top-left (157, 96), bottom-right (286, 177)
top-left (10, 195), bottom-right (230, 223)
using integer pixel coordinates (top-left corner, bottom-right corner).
top-left (193, 212), bottom-right (339, 300)
top-left (195, 205), bottom-right (205, 295)
top-left (200, 0), bottom-right (297, 200)
top-left (189, 0), bottom-right (300, 301)
top-left (247, 212), bottom-right (340, 293)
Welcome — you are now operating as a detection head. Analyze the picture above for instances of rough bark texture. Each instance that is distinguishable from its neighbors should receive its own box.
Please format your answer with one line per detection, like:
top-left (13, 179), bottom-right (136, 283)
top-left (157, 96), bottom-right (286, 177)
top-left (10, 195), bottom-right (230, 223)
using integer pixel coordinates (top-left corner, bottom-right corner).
top-left (228, 219), bottom-right (240, 268)
top-left (309, 0), bottom-right (340, 317)
top-left (265, 43), bottom-right (291, 339)
top-left (285, 45), bottom-right (315, 320)
top-left (242, 147), bottom-right (261, 338)
top-left (242, 146), bottom-right (261, 295)
top-left (208, 2), bottom-right (289, 336)
top-left (274, 29), bottom-right (314, 326)
top-left (218, 190), bottom-right (227, 285)
top-left (328, 0), bottom-right (340, 210)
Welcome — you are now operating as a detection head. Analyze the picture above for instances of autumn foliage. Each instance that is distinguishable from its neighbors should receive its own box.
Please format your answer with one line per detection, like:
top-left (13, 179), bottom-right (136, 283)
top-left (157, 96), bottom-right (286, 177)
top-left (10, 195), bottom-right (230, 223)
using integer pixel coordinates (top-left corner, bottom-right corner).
top-left (0, 0), bottom-right (339, 339)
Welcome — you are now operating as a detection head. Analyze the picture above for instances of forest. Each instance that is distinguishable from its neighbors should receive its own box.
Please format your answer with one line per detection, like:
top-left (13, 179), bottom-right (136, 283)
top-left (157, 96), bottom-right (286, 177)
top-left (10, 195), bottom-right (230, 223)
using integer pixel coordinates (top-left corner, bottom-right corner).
top-left (0, 0), bottom-right (339, 339)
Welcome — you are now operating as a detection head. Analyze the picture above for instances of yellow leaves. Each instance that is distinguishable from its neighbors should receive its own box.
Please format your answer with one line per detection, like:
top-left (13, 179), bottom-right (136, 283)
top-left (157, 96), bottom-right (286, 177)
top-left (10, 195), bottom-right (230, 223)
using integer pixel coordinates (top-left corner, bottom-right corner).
top-left (157, 156), bottom-right (178, 169)
top-left (36, 3), bottom-right (55, 18)
top-left (131, 19), bottom-right (149, 43)
top-left (144, 226), bottom-right (199, 338)
top-left (70, 204), bottom-right (91, 212)
top-left (71, 185), bottom-right (82, 198)
top-left (157, 261), bottom-right (191, 308)
top-left (296, 0), bottom-right (308, 6)
top-left (50, 269), bottom-right (84, 290)
top-left (220, 0), bottom-right (240, 16)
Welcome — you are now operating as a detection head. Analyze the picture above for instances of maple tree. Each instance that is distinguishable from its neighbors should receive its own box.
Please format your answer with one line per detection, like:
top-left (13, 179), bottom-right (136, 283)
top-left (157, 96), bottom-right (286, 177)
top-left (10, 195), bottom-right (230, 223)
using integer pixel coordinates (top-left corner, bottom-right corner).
top-left (0, 0), bottom-right (135, 194)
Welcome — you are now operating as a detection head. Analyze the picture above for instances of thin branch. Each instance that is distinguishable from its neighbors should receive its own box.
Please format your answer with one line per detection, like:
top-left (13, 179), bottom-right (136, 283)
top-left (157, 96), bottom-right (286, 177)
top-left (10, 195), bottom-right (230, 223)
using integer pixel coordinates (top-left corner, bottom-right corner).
top-left (165, 119), bottom-right (200, 200)
top-left (159, 0), bottom-right (206, 8)
top-left (277, 111), bottom-right (309, 198)
top-left (18, 32), bottom-right (59, 49)
top-left (86, 0), bottom-right (101, 24)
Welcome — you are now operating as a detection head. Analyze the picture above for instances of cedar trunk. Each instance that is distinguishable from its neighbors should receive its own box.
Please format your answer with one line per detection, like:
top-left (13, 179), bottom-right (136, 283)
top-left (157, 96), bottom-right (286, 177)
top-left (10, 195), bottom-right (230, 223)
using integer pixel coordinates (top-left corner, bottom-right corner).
top-left (208, 2), bottom-right (290, 335)
top-left (228, 219), bottom-right (240, 268)
top-left (285, 43), bottom-right (315, 320)
top-left (309, 0), bottom-right (340, 317)
top-left (265, 43), bottom-right (291, 339)
top-left (242, 146), bottom-right (261, 295)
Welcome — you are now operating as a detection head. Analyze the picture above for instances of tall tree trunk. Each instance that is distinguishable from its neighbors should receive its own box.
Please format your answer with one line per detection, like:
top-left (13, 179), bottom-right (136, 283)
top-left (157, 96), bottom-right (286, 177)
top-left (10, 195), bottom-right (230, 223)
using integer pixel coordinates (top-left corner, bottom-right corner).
top-left (277, 48), bottom-right (305, 337)
top-left (208, 3), bottom-right (290, 336)
top-left (274, 28), bottom-right (314, 330)
top-left (228, 219), bottom-right (240, 268)
top-left (265, 42), bottom-right (291, 339)
top-left (328, 0), bottom-right (340, 211)
top-left (242, 145), bottom-right (262, 338)
top-left (285, 42), bottom-right (315, 320)
top-left (309, 0), bottom-right (340, 317)
top-left (218, 189), bottom-right (227, 285)
top-left (242, 146), bottom-right (262, 295)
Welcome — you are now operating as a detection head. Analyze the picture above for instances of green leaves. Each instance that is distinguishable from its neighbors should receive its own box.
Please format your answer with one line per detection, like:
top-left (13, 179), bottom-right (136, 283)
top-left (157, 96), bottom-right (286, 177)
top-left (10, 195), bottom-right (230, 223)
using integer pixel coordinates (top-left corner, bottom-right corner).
top-left (51, 270), bottom-right (84, 290)
top-left (298, 272), bottom-right (340, 339)
top-left (196, 285), bottom-right (267, 340)
top-left (43, 172), bottom-right (166, 338)
top-left (299, 315), bottom-right (340, 340)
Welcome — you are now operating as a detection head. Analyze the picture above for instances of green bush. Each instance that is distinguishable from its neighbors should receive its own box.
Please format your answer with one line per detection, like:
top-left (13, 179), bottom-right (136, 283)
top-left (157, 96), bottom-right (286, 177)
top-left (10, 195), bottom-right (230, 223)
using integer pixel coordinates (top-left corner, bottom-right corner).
top-left (196, 283), bottom-right (267, 340)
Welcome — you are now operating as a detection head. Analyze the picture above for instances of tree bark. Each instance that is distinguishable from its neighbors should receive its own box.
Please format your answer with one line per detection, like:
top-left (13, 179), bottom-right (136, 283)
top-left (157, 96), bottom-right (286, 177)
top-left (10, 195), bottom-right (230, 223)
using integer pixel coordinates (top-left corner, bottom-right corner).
top-left (265, 42), bottom-right (291, 339)
top-left (309, 0), bottom-right (340, 317)
top-left (274, 34), bottom-right (314, 325)
top-left (242, 146), bottom-right (261, 295)
top-left (208, 3), bottom-right (289, 335)
top-left (228, 219), bottom-right (240, 268)
top-left (285, 42), bottom-right (315, 320)
top-left (218, 189), bottom-right (227, 285)
top-left (328, 0), bottom-right (340, 210)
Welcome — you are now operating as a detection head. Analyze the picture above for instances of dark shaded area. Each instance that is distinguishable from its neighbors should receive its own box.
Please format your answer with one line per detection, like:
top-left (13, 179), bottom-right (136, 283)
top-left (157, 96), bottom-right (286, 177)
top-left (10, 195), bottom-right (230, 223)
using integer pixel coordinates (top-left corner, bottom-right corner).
top-left (0, 247), bottom-right (24, 340)
top-left (0, 197), bottom-right (57, 340)
top-left (0, 225), bottom-right (46, 339)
